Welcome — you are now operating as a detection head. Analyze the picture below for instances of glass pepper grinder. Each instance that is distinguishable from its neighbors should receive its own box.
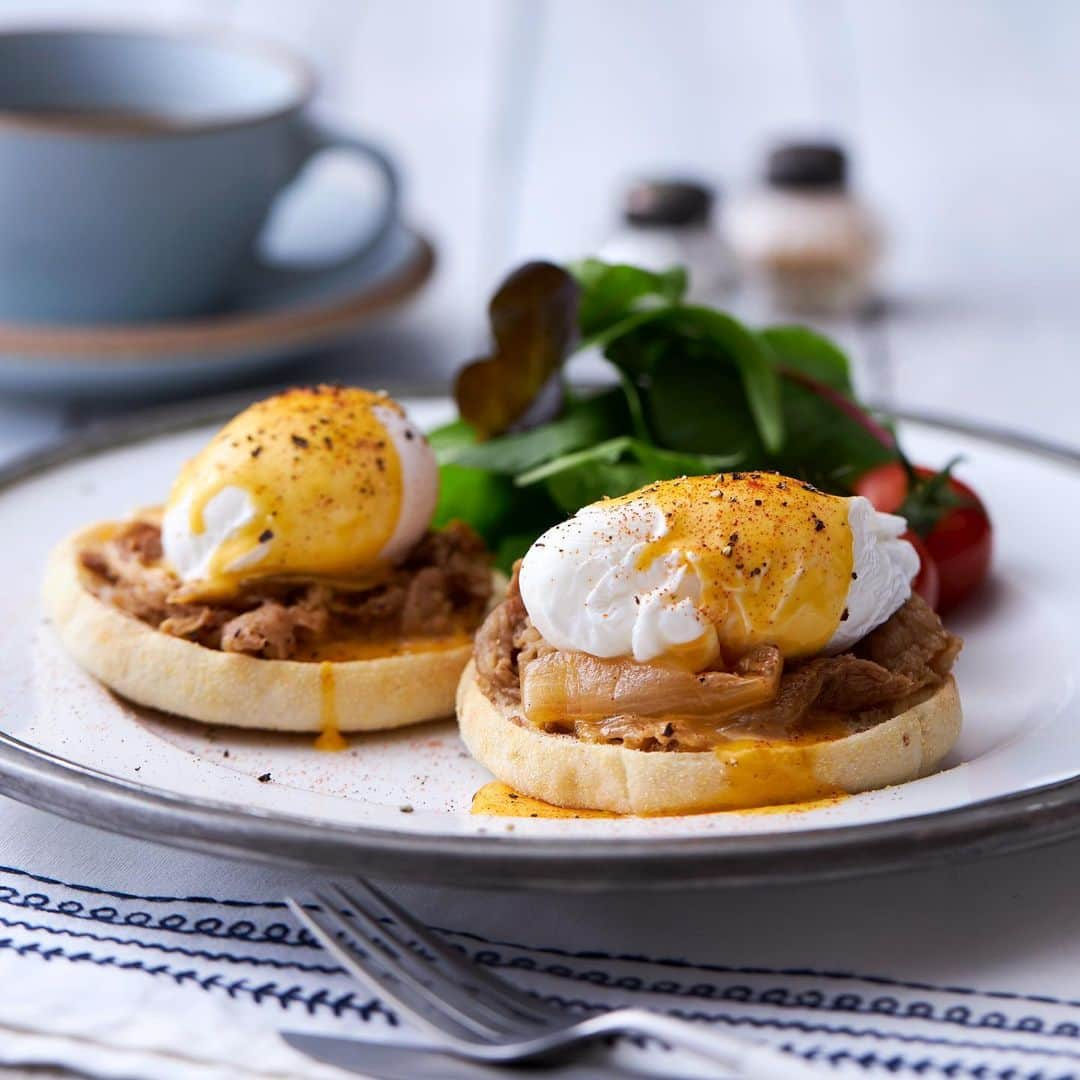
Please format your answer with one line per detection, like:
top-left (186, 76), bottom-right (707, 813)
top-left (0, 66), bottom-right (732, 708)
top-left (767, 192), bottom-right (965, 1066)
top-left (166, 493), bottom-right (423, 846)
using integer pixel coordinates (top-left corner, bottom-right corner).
top-left (727, 141), bottom-right (881, 316)
top-left (597, 179), bottom-right (737, 302)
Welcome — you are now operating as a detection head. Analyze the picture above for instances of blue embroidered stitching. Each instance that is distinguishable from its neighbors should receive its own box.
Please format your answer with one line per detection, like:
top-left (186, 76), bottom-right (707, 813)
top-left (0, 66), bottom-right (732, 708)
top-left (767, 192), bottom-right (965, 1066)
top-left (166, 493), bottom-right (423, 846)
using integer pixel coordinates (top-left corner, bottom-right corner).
top-left (440, 927), bottom-right (1080, 1012)
top-left (0, 885), bottom-right (313, 947)
top-left (3, 928), bottom-right (1074, 1075)
top-left (2, 870), bottom-right (1076, 1076)
top-left (459, 948), bottom-right (1080, 1040)
top-left (4, 865), bottom-right (1077, 1032)
top-left (796, 1043), bottom-right (1075, 1079)
top-left (0, 916), bottom-right (341, 974)
top-left (0, 865), bottom-right (286, 908)
top-left (538, 994), bottom-right (1080, 1064)
top-left (0, 935), bottom-right (393, 1025)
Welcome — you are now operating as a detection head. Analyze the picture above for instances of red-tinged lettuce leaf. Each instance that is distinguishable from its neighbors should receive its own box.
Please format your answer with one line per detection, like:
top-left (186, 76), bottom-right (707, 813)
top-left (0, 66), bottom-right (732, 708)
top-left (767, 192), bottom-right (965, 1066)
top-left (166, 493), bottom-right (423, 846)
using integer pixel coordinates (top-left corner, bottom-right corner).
top-left (772, 369), bottom-right (899, 491)
top-left (760, 325), bottom-right (855, 394)
top-left (454, 262), bottom-right (580, 439)
top-left (778, 367), bottom-right (896, 450)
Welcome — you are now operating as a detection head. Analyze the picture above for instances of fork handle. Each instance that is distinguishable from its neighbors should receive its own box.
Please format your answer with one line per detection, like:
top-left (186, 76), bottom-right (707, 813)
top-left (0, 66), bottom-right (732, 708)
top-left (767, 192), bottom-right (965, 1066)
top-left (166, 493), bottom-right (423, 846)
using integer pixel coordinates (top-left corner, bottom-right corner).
top-left (574, 1009), bottom-right (820, 1078)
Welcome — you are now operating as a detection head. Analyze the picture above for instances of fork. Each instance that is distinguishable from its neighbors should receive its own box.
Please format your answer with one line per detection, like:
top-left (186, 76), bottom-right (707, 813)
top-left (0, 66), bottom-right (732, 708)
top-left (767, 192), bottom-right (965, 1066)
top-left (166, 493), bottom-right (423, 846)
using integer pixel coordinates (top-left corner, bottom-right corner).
top-left (285, 881), bottom-right (820, 1078)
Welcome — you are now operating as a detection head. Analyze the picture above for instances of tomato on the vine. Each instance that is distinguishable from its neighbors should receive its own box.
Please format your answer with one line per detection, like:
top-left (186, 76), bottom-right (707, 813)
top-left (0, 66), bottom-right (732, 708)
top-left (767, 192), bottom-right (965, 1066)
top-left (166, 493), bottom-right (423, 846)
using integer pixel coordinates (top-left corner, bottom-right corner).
top-left (918, 475), bottom-right (992, 614)
top-left (854, 461), bottom-right (992, 614)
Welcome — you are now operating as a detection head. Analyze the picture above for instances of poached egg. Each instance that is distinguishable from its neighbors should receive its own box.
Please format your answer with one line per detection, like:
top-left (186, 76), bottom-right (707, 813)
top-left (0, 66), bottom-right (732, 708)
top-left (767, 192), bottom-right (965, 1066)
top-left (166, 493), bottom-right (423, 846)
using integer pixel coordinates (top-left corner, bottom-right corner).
top-left (162, 386), bottom-right (437, 599)
top-left (518, 472), bottom-right (917, 666)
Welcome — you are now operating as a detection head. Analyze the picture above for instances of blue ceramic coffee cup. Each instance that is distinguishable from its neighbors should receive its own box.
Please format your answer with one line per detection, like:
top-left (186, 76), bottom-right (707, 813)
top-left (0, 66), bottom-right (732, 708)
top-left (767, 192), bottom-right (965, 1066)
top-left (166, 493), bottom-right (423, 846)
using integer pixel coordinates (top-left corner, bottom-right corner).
top-left (0, 28), bottom-right (400, 324)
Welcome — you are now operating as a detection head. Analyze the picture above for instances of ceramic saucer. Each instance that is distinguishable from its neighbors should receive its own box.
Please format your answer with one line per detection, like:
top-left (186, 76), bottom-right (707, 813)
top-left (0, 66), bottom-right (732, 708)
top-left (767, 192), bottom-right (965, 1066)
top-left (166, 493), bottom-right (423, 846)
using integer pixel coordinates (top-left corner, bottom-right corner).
top-left (0, 220), bottom-right (433, 398)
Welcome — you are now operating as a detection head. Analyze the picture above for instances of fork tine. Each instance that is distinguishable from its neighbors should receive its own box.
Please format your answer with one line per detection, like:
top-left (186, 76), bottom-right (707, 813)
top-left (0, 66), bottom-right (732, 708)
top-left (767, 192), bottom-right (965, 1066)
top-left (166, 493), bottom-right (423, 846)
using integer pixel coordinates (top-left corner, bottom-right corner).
top-left (340, 879), bottom-right (560, 1025)
top-left (348, 878), bottom-right (562, 1022)
top-left (288, 894), bottom-right (484, 1043)
top-left (323, 883), bottom-right (533, 1035)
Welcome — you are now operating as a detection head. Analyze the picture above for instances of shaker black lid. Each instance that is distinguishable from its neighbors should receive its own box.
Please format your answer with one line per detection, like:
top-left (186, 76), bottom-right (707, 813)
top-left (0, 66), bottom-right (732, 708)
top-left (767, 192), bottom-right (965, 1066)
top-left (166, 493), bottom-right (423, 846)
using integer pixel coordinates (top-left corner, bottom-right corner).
top-left (623, 180), bottom-right (714, 227)
top-left (766, 142), bottom-right (848, 189)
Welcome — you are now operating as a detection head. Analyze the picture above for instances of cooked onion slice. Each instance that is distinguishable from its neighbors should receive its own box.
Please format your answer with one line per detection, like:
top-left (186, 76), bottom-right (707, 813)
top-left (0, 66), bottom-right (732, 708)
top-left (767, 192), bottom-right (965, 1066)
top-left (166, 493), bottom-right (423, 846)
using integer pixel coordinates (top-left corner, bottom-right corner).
top-left (521, 646), bottom-right (781, 726)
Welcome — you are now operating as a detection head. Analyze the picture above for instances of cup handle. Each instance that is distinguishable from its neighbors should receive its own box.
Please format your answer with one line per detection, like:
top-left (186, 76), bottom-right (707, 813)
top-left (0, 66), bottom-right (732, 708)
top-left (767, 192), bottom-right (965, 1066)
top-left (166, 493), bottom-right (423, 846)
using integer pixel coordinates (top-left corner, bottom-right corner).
top-left (297, 116), bottom-right (401, 256)
top-left (246, 117), bottom-right (401, 288)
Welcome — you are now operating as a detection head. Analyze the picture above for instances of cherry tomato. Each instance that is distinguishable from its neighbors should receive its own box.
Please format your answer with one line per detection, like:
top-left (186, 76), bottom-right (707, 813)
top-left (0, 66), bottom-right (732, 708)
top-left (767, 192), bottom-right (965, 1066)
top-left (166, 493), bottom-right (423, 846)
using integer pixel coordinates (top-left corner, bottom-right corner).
top-left (851, 460), bottom-right (907, 514)
top-left (904, 529), bottom-right (940, 610)
top-left (921, 476), bottom-right (992, 614)
top-left (854, 462), bottom-right (992, 613)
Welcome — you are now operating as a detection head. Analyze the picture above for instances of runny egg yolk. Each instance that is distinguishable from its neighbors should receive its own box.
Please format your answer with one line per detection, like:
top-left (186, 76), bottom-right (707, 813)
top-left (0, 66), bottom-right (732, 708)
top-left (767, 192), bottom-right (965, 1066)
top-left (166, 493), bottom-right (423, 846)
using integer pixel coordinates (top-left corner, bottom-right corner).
top-left (612, 472), bottom-right (854, 660)
top-left (166, 386), bottom-right (407, 599)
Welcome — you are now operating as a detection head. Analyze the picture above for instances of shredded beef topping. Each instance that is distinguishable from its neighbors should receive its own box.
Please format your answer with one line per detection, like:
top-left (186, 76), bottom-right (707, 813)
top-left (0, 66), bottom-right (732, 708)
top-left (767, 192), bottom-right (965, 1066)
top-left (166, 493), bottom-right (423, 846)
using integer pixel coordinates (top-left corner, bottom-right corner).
top-left (473, 563), bottom-right (529, 702)
top-left (80, 519), bottom-right (492, 660)
top-left (474, 565), bottom-right (961, 751)
top-left (219, 590), bottom-right (330, 661)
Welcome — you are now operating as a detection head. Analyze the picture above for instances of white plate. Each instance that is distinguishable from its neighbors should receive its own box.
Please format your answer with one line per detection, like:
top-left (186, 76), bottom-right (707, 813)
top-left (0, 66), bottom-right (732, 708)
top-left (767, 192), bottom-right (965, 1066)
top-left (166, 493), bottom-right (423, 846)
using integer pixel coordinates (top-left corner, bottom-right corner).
top-left (0, 398), bottom-right (1076, 889)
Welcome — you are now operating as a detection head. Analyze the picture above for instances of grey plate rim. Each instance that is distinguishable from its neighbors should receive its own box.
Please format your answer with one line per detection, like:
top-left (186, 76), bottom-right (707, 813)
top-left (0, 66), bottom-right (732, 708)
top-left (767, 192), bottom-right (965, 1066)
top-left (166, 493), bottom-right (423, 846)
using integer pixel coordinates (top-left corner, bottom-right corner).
top-left (1, 393), bottom-right (1077, 891)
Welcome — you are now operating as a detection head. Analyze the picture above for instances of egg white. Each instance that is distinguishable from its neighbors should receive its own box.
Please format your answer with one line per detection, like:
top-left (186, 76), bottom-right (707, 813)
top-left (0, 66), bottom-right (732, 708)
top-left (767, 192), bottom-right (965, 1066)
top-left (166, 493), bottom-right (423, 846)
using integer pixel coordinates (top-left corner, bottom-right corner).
top-left (163, 485), bottom-right (261, 583)
top-left (372, 404), bottom-right (438, 565)
top-left (825, 497), bottom-right (918, 653)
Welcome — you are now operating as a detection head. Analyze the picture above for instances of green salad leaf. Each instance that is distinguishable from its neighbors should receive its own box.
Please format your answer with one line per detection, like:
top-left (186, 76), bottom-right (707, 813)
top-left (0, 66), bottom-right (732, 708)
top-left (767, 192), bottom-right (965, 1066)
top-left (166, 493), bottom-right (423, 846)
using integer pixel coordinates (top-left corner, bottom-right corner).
top-left (426, 417), bottom-right (477, 457)
top-left (570, 258), bottom-right (687, 339)
top-left (590, 306), bottom-right (784, 453)
top-left (433, 464), bottom-right (561, 556)
top-left (433, 465), bottom-right (513, 540)
top-left (516, 435), bottom-right (740, 513)
top-left (647, 349), bottom-right (764, 460)
top-left (434, 257), bottom-right (906, 571)
top-left (682, 307), bottom-right (784, 453)
top-left (439, 388), bottom-right (627, 474)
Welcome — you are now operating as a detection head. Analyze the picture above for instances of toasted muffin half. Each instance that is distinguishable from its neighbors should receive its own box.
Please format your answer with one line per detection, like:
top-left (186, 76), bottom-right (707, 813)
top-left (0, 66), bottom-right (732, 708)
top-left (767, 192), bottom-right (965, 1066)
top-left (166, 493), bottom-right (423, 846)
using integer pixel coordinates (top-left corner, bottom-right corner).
top-left (44, 521), bottom-right (504, 733)
top-left (457, 660), bottom-right (961, 815)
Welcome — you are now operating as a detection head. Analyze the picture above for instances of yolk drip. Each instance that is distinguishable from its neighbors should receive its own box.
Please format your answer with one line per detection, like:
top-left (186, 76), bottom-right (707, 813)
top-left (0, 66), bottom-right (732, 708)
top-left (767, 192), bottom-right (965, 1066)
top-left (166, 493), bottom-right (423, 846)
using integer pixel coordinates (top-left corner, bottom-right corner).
top-left (707, 738), bottom-right (845, 810)
top-left (169, 386), bottom-right (404, 598)
top-left (611, 472), bottom-right (854, 659)
top-left (294, 632), bottom-right (472, 663)
top-left (315, 660), bottom-right (348, 752)
top-left (469, 778), bottom-right (847, 818)
top-left (470, 782), bottom-right (618, 818)
top-left (735, 794), bottom-right (848, 816)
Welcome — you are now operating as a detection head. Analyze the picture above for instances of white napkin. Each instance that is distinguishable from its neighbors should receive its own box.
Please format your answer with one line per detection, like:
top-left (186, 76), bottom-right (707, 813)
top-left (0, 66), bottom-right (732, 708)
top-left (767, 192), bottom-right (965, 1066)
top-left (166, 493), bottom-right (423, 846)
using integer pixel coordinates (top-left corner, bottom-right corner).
top-left (2, 794), bottom-right (1080, 1080)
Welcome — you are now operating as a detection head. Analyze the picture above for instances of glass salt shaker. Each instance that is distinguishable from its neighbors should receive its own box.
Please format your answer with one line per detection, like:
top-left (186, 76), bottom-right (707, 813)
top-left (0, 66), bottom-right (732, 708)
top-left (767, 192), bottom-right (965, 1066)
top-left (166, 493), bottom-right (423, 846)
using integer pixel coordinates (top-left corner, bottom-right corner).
top-left (597, 179), bottom-right (736, 303)
top-left (727, 142), bottom-right (880, 316)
